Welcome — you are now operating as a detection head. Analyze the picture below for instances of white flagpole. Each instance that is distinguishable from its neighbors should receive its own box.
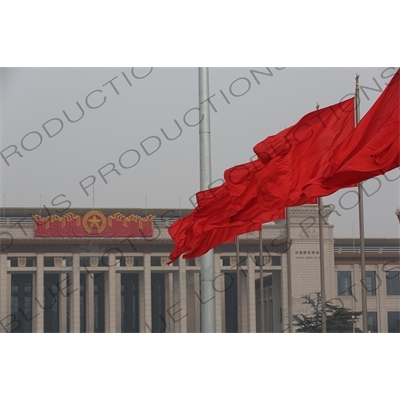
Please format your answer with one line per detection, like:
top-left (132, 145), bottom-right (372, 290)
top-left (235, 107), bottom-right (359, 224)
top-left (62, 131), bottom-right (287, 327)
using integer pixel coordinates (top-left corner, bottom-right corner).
top-left (355, 74), bottom-right (368, 333)
top-left (318, 196), bottom-right (327, 333)
top-left (286, 207), bottom-right (293, 333)
top-left (259, 229), bottom-right (264, 333)
top-left (315, 103), bottom-right (327, 333)
top-left (199, 67), bottom-right (215, 333)
top-left (236, 236), bottom-right (241, 333)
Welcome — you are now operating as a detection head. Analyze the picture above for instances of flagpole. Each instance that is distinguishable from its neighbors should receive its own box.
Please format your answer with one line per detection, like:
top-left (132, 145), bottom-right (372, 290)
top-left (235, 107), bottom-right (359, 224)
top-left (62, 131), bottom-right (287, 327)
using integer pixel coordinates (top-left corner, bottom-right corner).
top-left (199, 67), bottom-right (215, 333)
top-left (315, 103), bottom-right (327, 333)
top-left (318, 197), bottom-right (327, 333)
top-left (236, 236), bottom-right (242, 333)
top-left (259, 229), bottom-right (264, 333)
top-left (355, 74), bottom-right (368, 333)
top-left (286, 207), bottom-right (293, 333)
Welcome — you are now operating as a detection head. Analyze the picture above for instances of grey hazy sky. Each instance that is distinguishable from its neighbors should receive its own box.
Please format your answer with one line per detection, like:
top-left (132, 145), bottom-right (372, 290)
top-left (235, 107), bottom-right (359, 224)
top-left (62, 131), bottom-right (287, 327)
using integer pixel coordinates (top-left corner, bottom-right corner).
top-left (1, 67), bottom-right (399, 238)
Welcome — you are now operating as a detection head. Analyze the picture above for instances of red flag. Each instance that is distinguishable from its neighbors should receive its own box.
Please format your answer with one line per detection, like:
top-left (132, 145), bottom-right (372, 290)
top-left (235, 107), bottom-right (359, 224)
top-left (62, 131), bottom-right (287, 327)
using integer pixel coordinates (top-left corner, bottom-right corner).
top-left (168, 97), bottom-right (355, 263)
top-left (304, 68), bottom-right (400, 197)
top-left (254, 98), bottom-right (355, 211)
top-left (168, 159), bottom-right (285, 263)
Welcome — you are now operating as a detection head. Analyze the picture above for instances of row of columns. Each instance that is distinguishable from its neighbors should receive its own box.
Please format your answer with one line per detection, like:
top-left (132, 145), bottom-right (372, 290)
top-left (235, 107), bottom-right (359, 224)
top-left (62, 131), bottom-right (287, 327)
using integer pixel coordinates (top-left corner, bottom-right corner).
top-left (0, 251), bottom-right (281, 333)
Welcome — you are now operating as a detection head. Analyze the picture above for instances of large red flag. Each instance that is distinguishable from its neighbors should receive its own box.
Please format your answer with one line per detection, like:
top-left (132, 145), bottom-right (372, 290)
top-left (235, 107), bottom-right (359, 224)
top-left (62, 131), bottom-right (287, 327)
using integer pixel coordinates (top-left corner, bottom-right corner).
top-left (304, 68), bottom-right (400, 197)
top-left (168, 160), bottom-right (285, 263)
top-left (254, 98), bottom-right (355, 211)
top-left (168, 97), bottom-right (355, 263)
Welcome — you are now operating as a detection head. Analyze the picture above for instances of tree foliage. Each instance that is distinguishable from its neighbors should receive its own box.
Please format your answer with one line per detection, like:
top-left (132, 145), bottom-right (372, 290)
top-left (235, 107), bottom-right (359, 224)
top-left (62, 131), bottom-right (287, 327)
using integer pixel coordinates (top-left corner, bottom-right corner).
top-left (293, 293), bottom-right (363, 333)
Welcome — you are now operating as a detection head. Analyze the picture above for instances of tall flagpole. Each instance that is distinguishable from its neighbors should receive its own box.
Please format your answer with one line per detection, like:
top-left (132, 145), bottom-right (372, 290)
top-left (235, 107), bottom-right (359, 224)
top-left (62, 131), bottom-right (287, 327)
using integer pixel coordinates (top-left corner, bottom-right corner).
top-left (259, 229), bottom-right (264, 333)
top-left (199, 67), bottom-right (215, 333)
top-left (236, 236), bottom-right (242, 333)
top-left (316, 103), bottom-right (327, 333)
top-left (355, 74), bottom-right (368, 333)
top-left (286, 207), bottom-right (293, 333)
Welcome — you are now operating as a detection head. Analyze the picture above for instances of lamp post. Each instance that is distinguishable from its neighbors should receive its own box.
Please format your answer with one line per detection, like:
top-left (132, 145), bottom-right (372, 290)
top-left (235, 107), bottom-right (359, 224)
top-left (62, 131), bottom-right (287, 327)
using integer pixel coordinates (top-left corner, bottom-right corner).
top-left (351, 315), bottom-right (356, 333)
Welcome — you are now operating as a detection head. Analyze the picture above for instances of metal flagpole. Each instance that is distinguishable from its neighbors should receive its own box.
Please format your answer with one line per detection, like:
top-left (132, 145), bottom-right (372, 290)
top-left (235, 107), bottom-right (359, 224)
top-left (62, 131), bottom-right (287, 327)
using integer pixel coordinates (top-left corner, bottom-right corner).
top-left (286, 207), bottom-right (293, 333)
top-left (259, 229), bottom-right (264, 333)
top-left (355, 74), bottom-right (368, 333)
top-left (318, 197), bottom-right (327, 333)
top-left (236, 236), bottom-right (241, 333)
top-left (199, 67), bottom-right (215, 333)
top-left (316, 103), bottom-right (327, 333)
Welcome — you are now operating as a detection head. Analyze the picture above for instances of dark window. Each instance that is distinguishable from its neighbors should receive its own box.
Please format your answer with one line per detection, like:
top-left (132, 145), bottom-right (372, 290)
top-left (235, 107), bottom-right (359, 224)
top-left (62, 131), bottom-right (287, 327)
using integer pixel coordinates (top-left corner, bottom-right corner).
top-left (11, 274), bottom-right (32, 333)
top-left (186, 258), bottom-right (196, 267)
top-left (121, 273), bottom-right (139, 333)
top-left (134, 257), bottom-right (144, 266)
top-left (365, 271), bottom-right (377, 296)
top-left (94, 273), bottom-right (105, 333)
top-left (151, 256), bottom-right (161, 266)
top-left (44, 274), bottom-right (59, 333)
top-left (221, 256), bottom-right (230, 267)
top-left (80, 257), bottom-right (90, 267)
top-left (224, 273), bottom-right (238, 333)
top-left (8, 257), bottom-right (18, 267)
top-left (44, 257), bottom-right (54, 267)
top-left (272, 256), bottom-right (281, 266)
top-left (26, 257), bottom-right (36, 267)
top-left (386, 270), bottom-right (400, 295)
top-left (99, 256), bottom-right (108, 267)
top-left (388, 312), bottom-right (400, 333)
top-left (338, 271), bottom-right (352, 296)
top-left (151, 274), bottom-right (166, 333)
top-left (117, 257), bottom-right (126, 267)
top-left (367, 312), bottom-right (378, 333)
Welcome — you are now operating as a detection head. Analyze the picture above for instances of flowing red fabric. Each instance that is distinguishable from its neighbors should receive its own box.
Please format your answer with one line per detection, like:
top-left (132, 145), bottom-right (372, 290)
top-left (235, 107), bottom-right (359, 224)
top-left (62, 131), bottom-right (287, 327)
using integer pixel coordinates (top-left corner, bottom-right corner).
top-left (254, 98), bottom-right (355, 211)
top-left (304, 68), bottom-right (400, 197)
top-left (168, 97), bottom-right (357, 263)
top-left (168, 159), bottom-right (285, 263)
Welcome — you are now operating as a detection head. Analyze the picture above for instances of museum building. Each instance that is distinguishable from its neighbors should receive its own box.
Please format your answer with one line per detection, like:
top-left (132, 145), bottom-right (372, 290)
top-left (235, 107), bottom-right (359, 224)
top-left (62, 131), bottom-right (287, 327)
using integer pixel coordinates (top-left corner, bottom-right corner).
top-left (0, 205), bottom-right (399, 333)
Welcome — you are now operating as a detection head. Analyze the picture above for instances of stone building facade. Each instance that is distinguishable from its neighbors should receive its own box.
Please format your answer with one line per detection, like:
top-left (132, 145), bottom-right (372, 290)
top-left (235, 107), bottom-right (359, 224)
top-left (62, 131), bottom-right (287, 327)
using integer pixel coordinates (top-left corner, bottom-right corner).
top-left (0, 205), bottom-right (399, 333)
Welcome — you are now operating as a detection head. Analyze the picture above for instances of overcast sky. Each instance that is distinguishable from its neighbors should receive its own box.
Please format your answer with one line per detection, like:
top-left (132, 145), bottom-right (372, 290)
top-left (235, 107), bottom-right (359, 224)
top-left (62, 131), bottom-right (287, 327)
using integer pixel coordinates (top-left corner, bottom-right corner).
top-left (1, 67), bottom-right (399, 238)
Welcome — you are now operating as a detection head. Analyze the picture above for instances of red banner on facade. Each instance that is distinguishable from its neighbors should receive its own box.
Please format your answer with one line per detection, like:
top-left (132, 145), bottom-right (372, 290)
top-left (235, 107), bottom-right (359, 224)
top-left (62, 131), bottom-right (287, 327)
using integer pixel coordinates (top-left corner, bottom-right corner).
top-left (32, 211), bottom-right (155, 237)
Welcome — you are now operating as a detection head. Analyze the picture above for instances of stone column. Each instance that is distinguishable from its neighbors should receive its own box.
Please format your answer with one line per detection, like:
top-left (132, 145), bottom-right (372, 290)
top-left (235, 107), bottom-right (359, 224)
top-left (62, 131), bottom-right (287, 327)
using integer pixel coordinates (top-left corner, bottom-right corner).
top-left (115, 272), bottom-right (121, 333)
top-left (272, 271), bottom-right (282, 333)
top-left (106, 252), bottom-right (117, 333)
top-left (143, 253), bottom-right (152, 332)
top-left (240, 266), bottom-right (248, 332)
top-left (70, 253), bottom-right (80, 333)
top-left (214, 253), bottom-right (223, 333)
top-left (0, 254), bottom-right (9, 333)
top-left (166, 272), bottom-right (173, 333)
top-left (178, 257), bottom-right (188, 333)
top-left (194, 272), bottom-right (201, 333)
top-left (247, 253), bottom-right (257, 333)
top-left (34, 253), bottom-right (44, 333)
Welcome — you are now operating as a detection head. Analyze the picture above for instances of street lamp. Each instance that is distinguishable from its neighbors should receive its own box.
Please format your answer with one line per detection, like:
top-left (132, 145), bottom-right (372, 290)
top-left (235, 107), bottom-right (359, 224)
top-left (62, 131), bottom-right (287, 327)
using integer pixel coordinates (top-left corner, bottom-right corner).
top-left (395, 205), bottom-right (400, 223)
top-left (351, 315), bottom-right (356, 333)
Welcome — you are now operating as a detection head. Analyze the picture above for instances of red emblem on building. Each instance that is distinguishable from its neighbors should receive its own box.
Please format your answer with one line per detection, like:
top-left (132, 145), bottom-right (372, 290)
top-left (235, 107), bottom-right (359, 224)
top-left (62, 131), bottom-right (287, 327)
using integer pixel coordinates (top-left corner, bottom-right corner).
top-left (32, 211), bottom-right (155, 237)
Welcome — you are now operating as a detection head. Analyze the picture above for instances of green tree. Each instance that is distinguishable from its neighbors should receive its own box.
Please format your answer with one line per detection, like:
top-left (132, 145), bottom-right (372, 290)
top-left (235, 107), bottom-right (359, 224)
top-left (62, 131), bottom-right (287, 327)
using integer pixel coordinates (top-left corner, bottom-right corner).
top-left (293, 293), bottom-right (363, 333)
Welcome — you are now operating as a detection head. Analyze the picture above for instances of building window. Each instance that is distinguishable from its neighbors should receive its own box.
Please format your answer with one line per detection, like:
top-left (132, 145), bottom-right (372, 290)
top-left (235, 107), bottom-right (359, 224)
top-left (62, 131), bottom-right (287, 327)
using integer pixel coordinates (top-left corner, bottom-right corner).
top-left (151, 256), bottom-right (161, 266)
top-left (365, 271), bottom-right (377, 296)
top-left (386, 270), bottom-right (400, 295)
top-left (337, 271), bottom-right (352, 296)
top-left (272, 256), bottom-right (281, 266)
top-left (220, 256), bottom-right (230, 267)
top-left (387, 312), bottom-right (400, 333)
top-left (367, 312), bottom-right (378, 333)
top-left (134, 257), bottom-right (143, 266)
top-left (186, 258), bottom-right (196, 267)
